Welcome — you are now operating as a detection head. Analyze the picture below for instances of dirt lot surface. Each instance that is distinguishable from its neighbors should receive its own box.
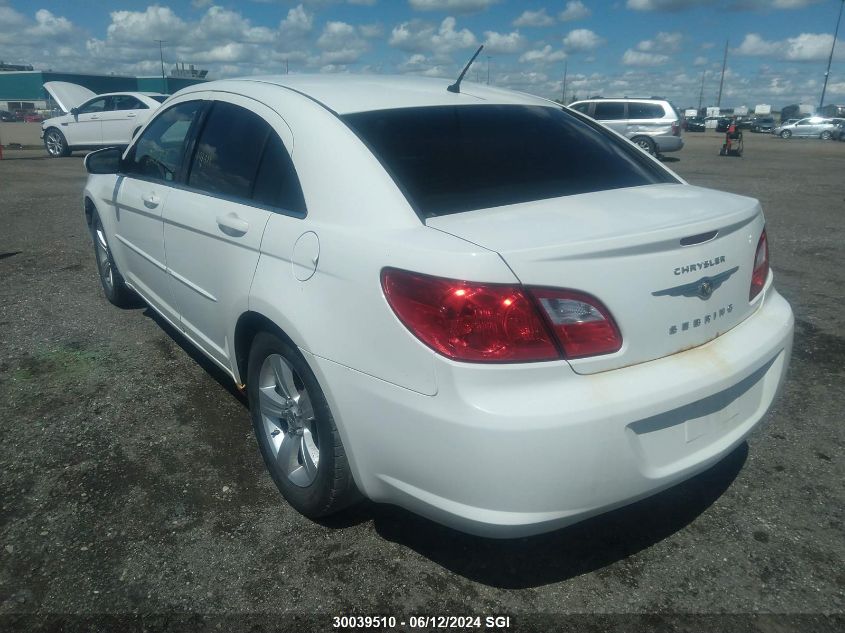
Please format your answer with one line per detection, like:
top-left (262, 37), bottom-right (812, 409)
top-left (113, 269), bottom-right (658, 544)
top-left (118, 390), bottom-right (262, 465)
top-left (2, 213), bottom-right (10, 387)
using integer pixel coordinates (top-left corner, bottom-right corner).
top-left (0, 132), bottom-right (843, 633)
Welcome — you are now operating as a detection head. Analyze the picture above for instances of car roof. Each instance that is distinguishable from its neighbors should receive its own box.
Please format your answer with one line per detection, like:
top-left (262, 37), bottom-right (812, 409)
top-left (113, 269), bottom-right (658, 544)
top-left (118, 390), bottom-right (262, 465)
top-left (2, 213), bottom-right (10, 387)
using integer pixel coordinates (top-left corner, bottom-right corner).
top-left (177, 74), bottom-right (552, 115)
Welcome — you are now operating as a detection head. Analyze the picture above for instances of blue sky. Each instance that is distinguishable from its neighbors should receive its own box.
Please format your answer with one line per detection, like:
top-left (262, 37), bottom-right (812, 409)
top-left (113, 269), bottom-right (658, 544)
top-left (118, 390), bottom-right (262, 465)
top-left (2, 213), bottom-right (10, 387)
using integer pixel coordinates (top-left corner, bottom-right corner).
top-left (1, 0), bottom-right (843, 108)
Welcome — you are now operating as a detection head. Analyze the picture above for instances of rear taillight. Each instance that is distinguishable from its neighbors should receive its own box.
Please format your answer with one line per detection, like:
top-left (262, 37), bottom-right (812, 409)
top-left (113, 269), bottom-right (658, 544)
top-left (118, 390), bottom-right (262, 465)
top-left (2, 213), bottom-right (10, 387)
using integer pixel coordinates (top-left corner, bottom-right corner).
top-left (749, 229), bottom-right (769, 301)
top-left (529, 288), bottom-right (623, 359)
top-left (381, 268), bottom-right (622, 363)
top-left (672, 121), bottom-right (681, 136)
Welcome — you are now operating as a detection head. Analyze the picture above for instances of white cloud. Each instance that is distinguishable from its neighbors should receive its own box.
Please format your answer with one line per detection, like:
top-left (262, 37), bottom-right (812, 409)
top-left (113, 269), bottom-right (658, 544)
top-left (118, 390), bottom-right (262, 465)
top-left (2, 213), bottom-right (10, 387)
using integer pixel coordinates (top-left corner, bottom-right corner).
top-left (559, 1), bottom-right (591, 22)
top-left (408, 0), bottom-right (500, 13)
top-left (636, 31), bottom-right (682, 53)
top-left (626, 0), bottom-right (706, 9)
top-left (562, 29), bottom-right (604, 52)
top-left (693, 56), bottom-right (708, 66)
top-left (627, 0), bottom-right (822, 9)
top-left (483, 30), bottom-right (526, 54)
top-left (622, 49), bottom-right (670, 66)
top-left (315, 20), bottom-right (369, 65)
top-left (389, 17), bottom-right (477, 59)
top-left (25, 9), bottom-right (75, 39)
top-left (512, 9), bottom-right (554, 27)
top-left (519, 44), bottom-right (566, 65)
top-left (735, 32), bottom-right (842, 62)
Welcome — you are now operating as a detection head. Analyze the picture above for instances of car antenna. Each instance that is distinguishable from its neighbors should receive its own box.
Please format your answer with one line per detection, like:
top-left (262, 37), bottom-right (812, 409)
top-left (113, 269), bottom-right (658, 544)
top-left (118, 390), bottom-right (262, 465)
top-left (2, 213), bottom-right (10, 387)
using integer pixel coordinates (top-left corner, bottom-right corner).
top-left (447, 45), bottom-right (483, 94)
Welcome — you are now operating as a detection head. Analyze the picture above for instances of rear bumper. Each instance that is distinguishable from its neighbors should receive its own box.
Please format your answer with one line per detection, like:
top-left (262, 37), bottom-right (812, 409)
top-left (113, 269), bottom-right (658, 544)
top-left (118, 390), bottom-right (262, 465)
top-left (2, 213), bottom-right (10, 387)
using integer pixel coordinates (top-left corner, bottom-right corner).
top-left (655, 135), bottom-right (684, 153)
top-left (309, 287), bottom-right (793, 538)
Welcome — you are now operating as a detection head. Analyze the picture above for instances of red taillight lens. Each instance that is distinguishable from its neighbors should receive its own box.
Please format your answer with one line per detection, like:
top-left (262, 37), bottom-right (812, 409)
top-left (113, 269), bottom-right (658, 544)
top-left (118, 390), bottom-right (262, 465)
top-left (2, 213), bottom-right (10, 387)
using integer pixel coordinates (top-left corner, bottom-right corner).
top-left (381, 268), bottom-right (623, 363)
top-left (529, 288), bottom-right (623, 359)
top-left (749, 229), bottom-right (769, 301)
top-left (381, 268), bottom-right (559, 362)
top-left (672, 121), bottom-right (681, 136)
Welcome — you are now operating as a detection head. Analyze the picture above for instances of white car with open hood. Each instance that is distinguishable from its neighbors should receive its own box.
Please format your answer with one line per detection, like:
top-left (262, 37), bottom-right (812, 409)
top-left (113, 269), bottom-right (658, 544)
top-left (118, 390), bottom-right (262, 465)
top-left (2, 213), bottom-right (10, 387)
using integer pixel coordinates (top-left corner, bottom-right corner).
top-left (41, 81), bottom-right (167, 157)
top-left (80, 75), bottom-right (794, 537)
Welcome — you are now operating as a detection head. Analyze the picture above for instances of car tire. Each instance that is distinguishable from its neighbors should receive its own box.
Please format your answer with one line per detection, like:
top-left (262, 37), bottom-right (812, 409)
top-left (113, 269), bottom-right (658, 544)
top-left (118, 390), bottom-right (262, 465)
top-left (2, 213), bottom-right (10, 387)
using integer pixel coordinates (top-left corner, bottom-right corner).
top-left (820, 131), bottom-right (832, 140)
top-left (44, 128), bottom-right (71, 157)
top-left (90, 210), bottom-right (135, 308)
top-left (631, 136), bottom-right (656, 155)
top-left (248, 331), bottom-right (359, 519)
top-left (780, 130), bottom-right (792, 139)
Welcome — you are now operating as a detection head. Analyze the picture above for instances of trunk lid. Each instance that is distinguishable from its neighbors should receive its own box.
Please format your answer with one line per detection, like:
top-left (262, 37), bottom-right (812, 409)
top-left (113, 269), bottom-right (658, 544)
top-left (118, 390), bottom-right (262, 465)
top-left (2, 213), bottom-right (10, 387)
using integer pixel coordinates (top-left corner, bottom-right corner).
top-left (426, 183), bottom-right (764, 374)
top-left (43, 81), bottom-right (97, 113)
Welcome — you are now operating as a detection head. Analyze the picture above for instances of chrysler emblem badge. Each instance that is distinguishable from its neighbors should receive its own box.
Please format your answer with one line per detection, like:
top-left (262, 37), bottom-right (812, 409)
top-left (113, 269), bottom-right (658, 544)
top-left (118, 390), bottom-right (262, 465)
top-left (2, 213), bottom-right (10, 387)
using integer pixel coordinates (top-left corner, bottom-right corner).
top-left (698, 279), bottom-right (713, 299)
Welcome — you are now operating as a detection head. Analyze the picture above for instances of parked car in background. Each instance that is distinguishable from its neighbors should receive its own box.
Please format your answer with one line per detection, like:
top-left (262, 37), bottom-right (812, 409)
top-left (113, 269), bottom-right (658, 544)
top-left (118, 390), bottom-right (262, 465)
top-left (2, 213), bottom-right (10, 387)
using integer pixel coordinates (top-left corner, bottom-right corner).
top-left (833, 120), bottom-right (845, 141)
top-left (716, 117), bottom-right (733, 133)
top-left (22, 112), bottom-right (44, 123)
top-left (568, 97), bottom-right (683, 155)
top-left (0, 110), bottom-right (19, 122)
top-left (750, 116), bottom-right (775, 133)
top-left (773, 117), bottom-right (838, 139)
top-left (684, 116), bottom-right (706, 132)
top-left (735, 115), bottom-right (753, 130)
top-left (82, 75), bottom-right (792, 537)
top-left (40, 81), bottom-right (167, 157)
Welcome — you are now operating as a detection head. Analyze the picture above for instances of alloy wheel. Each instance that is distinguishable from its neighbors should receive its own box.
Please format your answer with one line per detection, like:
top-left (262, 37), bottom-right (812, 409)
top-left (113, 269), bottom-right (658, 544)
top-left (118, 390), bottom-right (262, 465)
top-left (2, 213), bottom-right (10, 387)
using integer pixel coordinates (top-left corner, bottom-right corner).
top-left (94, 219), bottom-right (114, 291)
top-left (45, 131), bottom-right (64, 157)
top-left (258, 353), bottom-right (320, 487)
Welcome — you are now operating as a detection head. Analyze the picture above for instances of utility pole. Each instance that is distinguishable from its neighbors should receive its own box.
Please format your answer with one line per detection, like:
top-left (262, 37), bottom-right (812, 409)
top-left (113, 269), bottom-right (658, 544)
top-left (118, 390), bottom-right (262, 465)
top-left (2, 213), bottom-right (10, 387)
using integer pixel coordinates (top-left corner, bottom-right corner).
top-left (285, 58), bottom-right (289, 75)
top-left (698, 69), bottom-right (706, 111)
top-left (154, 39), bottom-right (167, 91)
top-left (486, 55), bottom-right (491, 85)
top-left (561, 60), bottom-right (568, 104)
top-left (820, 0), bottom-right (844, 111)
top-left (717, 39), bottom-right (728, 108)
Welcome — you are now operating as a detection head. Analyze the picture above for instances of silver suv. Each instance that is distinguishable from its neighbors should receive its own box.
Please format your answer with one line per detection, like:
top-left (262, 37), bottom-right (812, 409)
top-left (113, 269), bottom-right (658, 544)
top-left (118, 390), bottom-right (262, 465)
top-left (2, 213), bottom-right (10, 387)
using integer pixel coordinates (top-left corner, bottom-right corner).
top-left (568, 98), bottom-right (683, 156)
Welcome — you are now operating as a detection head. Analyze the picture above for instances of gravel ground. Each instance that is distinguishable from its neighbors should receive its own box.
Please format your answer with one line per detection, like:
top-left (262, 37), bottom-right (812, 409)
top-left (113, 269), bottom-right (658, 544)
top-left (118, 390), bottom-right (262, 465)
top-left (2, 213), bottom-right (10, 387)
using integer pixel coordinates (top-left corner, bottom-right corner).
top-left (0, 132), bottom-right (842, 633)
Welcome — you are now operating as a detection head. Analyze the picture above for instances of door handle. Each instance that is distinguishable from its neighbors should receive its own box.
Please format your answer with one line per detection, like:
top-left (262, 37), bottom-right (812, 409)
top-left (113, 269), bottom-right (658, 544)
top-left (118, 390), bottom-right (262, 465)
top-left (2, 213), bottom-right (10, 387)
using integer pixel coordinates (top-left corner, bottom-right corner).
top-left (216, 213), bottom-right (249, 236)
top-left (142, 194), bottom-right (160, 209)
top-left (127, 113), bottom-right (137, 118)
top-left (90, 115), bottom-right (100, 119)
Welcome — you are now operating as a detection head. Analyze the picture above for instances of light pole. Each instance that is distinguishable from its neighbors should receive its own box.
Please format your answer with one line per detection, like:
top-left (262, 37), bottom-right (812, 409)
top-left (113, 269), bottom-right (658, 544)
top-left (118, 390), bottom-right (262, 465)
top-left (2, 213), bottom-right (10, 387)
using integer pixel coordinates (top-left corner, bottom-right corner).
top-left (486, 55), bottom-right (491, 85)
top-left (154, 39), bottom-right (167, 91)
top-left (819, 0), bottom-right (845, 112)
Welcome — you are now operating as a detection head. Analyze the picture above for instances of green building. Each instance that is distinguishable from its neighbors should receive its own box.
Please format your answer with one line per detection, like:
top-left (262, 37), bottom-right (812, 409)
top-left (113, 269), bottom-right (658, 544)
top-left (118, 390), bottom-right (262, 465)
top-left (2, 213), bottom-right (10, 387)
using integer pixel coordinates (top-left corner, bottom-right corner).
top-left (0, 70), bottom-right (208, 112)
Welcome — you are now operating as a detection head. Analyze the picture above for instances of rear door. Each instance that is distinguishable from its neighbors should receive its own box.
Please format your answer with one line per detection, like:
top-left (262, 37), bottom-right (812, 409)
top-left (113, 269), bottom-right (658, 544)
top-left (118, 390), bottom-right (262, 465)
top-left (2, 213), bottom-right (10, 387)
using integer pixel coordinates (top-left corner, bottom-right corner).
top-left (627, 101), bottom-right (672, 137)
top-left (592, 101), bottom-right (628, 135)
top-left (101, 95), bottom-right (148, 145)
top-left (162, 94), bottom-right (303, 367)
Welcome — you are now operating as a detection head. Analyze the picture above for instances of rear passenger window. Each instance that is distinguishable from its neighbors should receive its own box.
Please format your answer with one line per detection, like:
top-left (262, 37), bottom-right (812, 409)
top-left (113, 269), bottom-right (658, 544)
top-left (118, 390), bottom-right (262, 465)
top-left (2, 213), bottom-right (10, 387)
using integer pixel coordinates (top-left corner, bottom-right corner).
top-left (593, 102), bottom-right (626, 120)
top-left (628, 102), bottom-right (665, 119)
top-left (253, 132), bottom-right (307, 214)
top-left (188, 102), bottom-right (268, 200)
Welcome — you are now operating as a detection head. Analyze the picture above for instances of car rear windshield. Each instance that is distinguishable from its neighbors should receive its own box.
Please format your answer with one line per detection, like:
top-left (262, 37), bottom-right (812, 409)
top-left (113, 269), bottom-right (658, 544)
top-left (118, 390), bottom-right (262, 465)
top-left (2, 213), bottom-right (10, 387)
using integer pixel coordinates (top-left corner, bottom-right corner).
top-left (343, 105), bottom-right (676, 218)
top-left (150, 96), bottom-right (168, 103)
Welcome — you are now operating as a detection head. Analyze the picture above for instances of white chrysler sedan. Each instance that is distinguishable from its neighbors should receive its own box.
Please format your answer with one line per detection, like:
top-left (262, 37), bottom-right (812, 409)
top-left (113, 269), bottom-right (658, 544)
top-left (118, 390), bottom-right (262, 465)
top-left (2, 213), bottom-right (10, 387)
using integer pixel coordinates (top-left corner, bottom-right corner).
top-left (81, 75), bottom-right (794, 537)
top-left (41, 81), bottom-right (167, 157)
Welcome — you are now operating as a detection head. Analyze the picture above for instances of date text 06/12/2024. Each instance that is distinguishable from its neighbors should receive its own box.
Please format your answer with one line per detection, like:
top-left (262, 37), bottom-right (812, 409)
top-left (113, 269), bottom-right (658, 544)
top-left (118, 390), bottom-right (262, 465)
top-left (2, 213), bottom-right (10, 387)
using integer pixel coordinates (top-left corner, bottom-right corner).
top-left (332, 615), bottom-right (512, 629)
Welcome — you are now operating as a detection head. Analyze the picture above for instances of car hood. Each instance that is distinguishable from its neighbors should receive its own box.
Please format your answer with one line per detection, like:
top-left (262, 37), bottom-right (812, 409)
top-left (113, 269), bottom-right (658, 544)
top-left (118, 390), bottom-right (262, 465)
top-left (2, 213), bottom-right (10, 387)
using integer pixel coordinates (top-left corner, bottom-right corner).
top-left (43, 81), bottom-right (97, 113)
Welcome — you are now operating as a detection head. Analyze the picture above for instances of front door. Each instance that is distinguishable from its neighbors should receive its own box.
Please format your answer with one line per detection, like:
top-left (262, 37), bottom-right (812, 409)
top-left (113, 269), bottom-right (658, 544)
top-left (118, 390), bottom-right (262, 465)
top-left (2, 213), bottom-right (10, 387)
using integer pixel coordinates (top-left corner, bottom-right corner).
top-left (66, 96), bottom-right (111, 146)
top-left (163, 95), bottom-right (300, 368)
top-left (110, 98), bottom-right (205, 325)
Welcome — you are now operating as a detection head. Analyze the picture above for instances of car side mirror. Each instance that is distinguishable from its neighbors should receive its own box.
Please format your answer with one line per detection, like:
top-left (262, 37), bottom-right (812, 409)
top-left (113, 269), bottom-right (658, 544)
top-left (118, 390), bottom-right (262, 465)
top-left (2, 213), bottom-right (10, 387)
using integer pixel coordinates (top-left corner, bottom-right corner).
top-left (84, 147), bottom-right (122, 175)
top-left (70, 107), bottom-right (79, 116)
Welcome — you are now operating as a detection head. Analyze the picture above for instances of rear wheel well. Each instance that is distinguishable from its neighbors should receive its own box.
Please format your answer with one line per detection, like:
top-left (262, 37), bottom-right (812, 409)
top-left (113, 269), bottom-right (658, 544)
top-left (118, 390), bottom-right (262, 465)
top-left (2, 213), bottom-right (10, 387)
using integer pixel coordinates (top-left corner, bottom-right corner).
top-left (234, 312), bottom-right (298, 386)
top-left (84, 197), bottom-right (95, 230)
